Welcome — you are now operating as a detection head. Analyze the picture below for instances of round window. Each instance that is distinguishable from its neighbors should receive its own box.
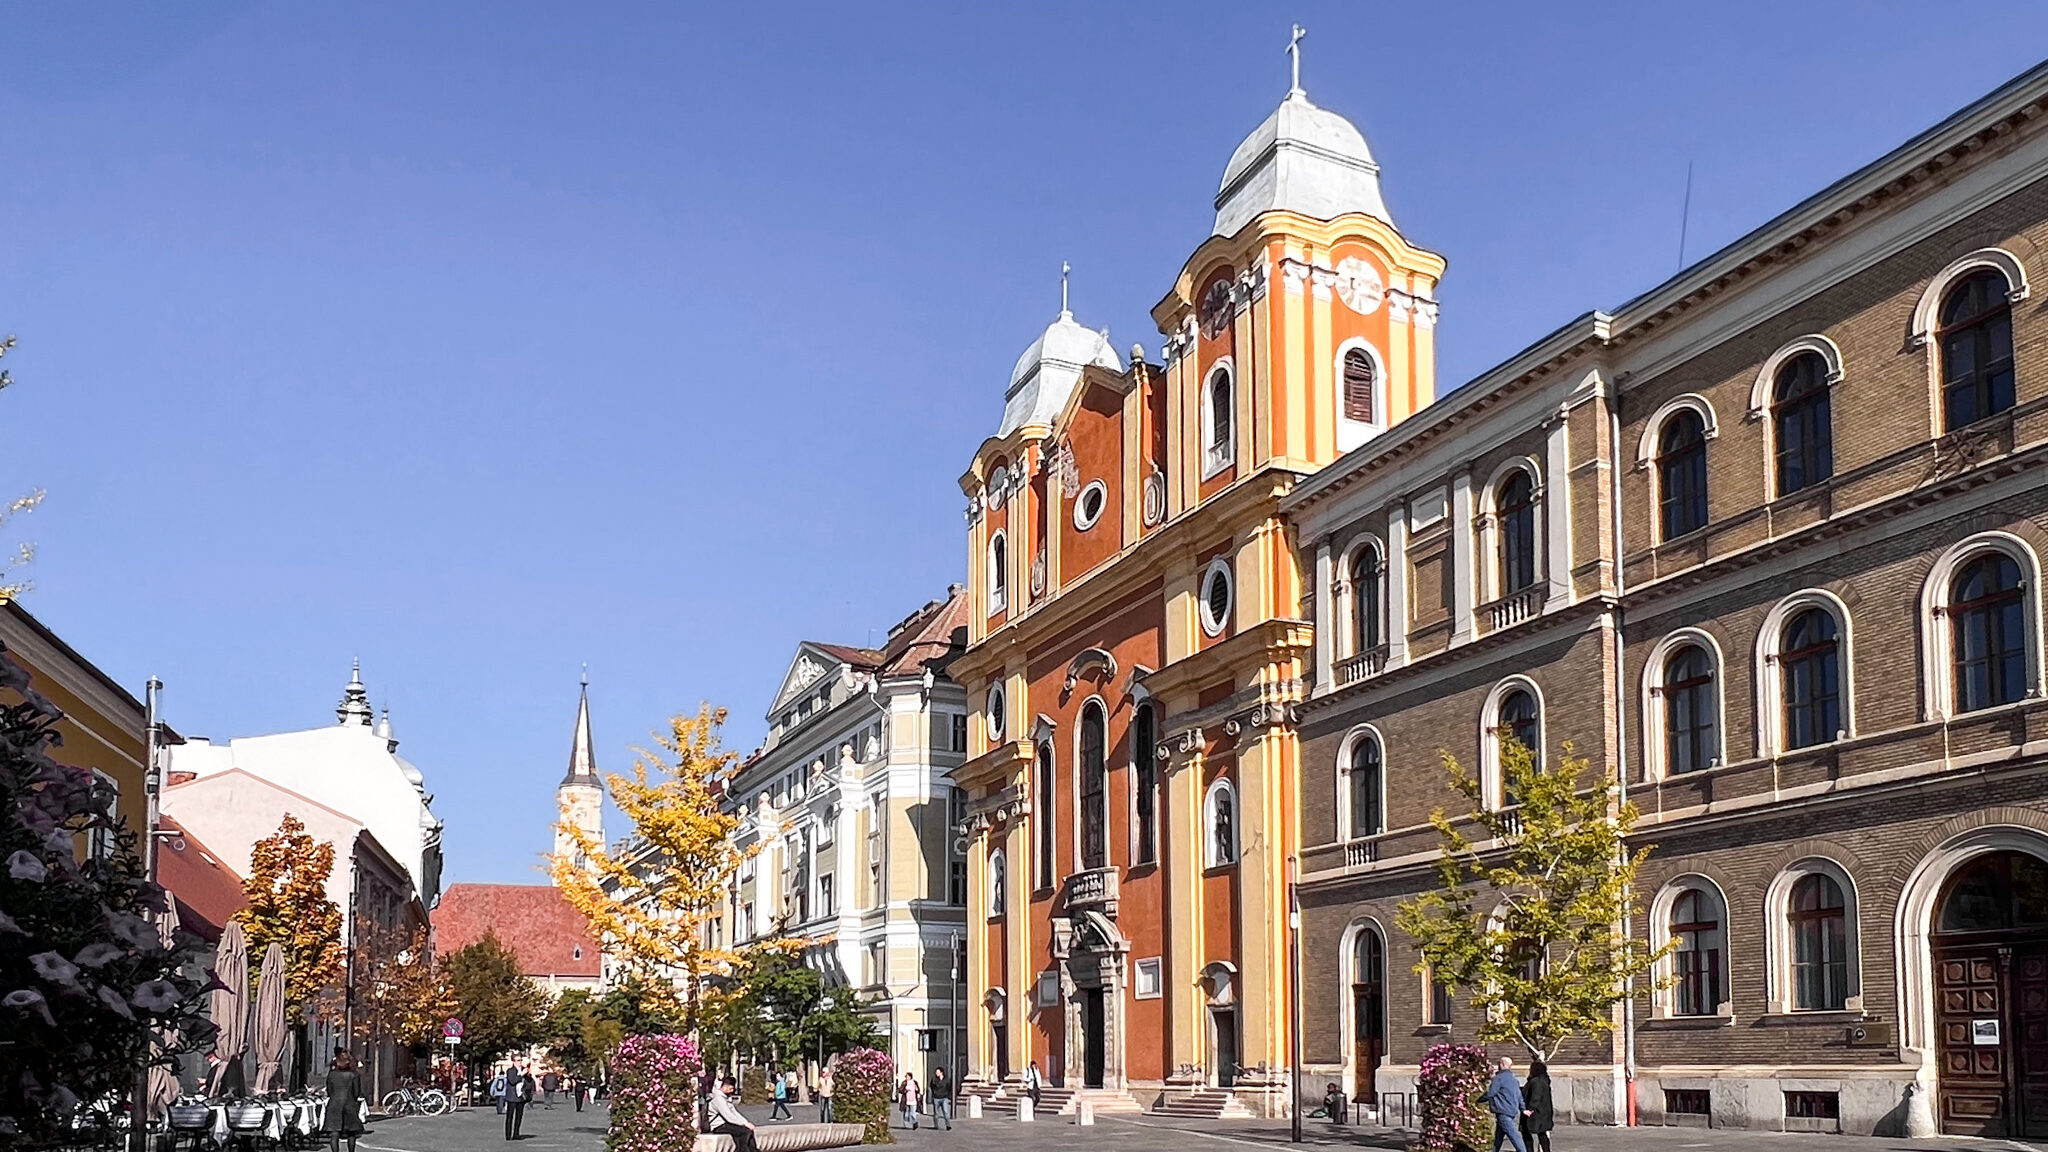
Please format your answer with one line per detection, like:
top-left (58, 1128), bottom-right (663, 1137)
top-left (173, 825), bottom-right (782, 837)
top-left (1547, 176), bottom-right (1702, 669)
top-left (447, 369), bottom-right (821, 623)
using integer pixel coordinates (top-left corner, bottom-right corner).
top-left (1201, 559), bottom-right (1233, 637)
top-left (1074, 480), bottom-right (1108, 530)
top-left (986, 684), bottom-right (1007, 741)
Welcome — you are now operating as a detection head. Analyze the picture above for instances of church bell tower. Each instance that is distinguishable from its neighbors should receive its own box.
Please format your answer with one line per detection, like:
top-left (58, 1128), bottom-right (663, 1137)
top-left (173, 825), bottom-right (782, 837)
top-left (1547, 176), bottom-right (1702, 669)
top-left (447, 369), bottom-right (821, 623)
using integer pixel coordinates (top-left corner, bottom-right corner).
top-left (554, 673), bottom-right (604, 878)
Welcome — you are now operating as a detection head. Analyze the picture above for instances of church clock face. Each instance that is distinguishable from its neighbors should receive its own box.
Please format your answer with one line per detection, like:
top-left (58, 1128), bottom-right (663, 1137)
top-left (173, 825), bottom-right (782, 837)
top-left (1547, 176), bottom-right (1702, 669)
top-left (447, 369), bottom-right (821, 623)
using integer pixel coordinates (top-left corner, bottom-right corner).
top-left (1333, 256), bottom-right (1384, 315)
top-left (1198, 277), bottom-right (1235, 339)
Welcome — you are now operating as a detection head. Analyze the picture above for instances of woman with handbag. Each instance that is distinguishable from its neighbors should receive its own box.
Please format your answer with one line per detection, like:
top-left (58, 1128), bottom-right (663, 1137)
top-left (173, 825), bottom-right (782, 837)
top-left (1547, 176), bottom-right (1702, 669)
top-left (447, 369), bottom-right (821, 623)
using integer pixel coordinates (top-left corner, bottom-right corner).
top-left (323, 1050), bottom-right (366, 1152)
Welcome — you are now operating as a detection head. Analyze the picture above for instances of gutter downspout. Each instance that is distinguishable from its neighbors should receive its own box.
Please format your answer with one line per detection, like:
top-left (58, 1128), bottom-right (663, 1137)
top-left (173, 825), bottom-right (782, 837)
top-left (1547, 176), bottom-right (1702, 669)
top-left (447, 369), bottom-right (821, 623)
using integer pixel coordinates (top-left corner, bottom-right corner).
top-left (1608, 385), bottom-right (1638, 1127)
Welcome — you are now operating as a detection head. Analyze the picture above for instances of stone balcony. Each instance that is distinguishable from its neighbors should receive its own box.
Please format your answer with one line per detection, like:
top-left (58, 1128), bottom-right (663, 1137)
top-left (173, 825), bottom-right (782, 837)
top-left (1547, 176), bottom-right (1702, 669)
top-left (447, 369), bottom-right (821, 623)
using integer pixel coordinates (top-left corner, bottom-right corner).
top-left (1334, 645), bottom-right (1388, 688)
top-left (1064, 866), bottom-right (1119, 917)
top-left (1483, 586), bottom-right (1544, 632)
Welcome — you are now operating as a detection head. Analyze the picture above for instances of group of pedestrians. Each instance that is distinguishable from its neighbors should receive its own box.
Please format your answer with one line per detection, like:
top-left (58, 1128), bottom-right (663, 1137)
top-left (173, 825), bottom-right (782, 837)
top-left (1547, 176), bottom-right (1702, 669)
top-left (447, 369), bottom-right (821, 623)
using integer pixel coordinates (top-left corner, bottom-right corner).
top-left (893, 1065), bottom-right (952, 1130)
top-left (1480, 1056), bottom-right (1556, 1152)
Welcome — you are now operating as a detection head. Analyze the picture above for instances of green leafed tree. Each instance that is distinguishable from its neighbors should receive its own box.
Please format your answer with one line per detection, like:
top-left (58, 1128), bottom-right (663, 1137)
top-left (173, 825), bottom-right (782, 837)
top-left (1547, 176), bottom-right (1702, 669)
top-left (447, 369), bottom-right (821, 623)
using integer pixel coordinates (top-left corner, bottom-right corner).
top-left (1394, 739), bottom-right (1668, 1060)
top-left (445, 933), bottom-right (549, 1066)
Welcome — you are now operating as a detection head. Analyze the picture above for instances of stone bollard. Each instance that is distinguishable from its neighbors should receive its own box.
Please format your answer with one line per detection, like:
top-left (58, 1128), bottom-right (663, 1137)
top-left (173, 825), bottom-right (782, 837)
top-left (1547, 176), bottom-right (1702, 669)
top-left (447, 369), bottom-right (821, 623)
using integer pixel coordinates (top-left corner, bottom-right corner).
top-left (1078, 1100), bottom-right (1095, 1126)
top-left (968, 1095), bottom-right (982, 1120)
top-left (1017, 1096), bottom-right (1034, 1123)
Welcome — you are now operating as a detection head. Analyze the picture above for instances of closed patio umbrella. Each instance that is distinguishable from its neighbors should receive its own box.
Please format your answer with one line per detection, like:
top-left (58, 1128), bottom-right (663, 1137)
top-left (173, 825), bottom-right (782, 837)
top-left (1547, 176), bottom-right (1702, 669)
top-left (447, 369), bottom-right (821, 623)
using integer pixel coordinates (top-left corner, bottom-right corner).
top-left (208, 920), bottom-right (249, 1097)
top-left (147, 899), bottom-right (184, 1118)
top-left (253, 943), bottom-right (287, 1095)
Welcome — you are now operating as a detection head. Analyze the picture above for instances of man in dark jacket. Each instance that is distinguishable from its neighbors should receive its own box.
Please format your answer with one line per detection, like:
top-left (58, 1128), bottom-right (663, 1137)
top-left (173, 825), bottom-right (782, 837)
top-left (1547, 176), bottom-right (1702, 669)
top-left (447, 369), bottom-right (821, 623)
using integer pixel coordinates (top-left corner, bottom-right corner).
top-left (1480, 1057), bottom-right (1529, 1152)
top-left (503, 1063), bottom-right (530, 1141)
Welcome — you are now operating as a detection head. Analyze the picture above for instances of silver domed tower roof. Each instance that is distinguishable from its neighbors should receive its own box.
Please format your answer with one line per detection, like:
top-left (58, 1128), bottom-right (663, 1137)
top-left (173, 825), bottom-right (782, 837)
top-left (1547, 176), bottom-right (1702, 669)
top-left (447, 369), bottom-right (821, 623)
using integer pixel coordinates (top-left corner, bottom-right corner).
top-left (997, 309), bottom-right (1122, 438)
top-left (1213, 91), bottom-right (1389, 238)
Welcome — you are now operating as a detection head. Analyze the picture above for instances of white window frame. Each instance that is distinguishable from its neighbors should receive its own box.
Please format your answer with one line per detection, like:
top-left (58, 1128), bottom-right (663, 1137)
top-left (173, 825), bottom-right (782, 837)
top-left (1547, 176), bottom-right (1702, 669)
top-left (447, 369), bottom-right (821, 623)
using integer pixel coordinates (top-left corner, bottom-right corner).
top-left (1647, 875), bottom-right (1733, 1020)
top-left (1633, 393), bottom-right (1721, 468)
top-left (1477, 675), bottom-right (1544, 809)
top-left (1134, 957), bottom-right (1163, 1000)
top-left (1334, 338), bottom-right (1388, 452)
top-left (1336, 724), bottom-right (1387, 842)
top-left (1640, 628), bottom-right (1728, 781)
top-left (1753, 589), bottom-right (1855, 756)
top-left (1073, 479), bottom-right (1108, 531)
top-left (1764, 857), bottom-right (1862, 1014)
top-left (1909, 247), bottom-right (2030, 348)
top-left (987, 530), bottom-right (1008, 613)
top-left (1918, 531), bottom-right (2044, 721)
top-left (986, 683), bottom-right (1007, 743)
top-left (1337, 536), bottom-right (1387, 660)
top-left (1202, 359), bottom-right (1236, 478)
top-left (1200, 557), bottom-right (1234, 638)
top-left (1204, 776), bottom-right (1238, 867)
top-left (1476, 458), bottom-right (1545, 604)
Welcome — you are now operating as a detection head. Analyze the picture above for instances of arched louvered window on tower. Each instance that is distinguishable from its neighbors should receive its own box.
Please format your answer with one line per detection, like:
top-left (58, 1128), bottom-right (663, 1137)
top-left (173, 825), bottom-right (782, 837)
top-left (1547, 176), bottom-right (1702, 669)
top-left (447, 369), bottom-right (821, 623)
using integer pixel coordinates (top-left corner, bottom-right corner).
top-left (1342, 347), bottom-right (1377, 424)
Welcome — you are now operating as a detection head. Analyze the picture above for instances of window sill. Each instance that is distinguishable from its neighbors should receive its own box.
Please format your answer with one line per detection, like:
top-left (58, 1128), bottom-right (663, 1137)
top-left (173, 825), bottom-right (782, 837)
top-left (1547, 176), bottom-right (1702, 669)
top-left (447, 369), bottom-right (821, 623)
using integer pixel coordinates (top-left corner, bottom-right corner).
top-left (1413, 1023), bottom-right (1450, 1036)
top-left (1126, 861), bottom-right (1160, 879)
top-left (1756, 1010), bottom-right (1867, 1026)
top-left (1204, 862), bottom-right (1239, 877)
top-left (1641, 1013), bottom-right (1736, 1030)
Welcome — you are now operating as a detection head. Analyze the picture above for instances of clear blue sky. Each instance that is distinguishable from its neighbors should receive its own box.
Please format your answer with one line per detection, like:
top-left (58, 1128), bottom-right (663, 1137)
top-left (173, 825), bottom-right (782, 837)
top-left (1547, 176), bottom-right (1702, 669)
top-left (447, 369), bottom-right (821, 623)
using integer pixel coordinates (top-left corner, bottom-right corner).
top-left (4, 3), bottom-right (2045, 888)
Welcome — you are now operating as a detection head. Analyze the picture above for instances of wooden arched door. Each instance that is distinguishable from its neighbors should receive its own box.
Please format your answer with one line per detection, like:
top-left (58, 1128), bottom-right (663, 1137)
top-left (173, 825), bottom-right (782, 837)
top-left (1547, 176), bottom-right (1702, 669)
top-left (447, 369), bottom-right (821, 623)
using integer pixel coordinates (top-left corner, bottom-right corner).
top-left (1351, 929), bottom-right (1386, 1104)
top-left (1933, 851), bottom-right (2048, 1136)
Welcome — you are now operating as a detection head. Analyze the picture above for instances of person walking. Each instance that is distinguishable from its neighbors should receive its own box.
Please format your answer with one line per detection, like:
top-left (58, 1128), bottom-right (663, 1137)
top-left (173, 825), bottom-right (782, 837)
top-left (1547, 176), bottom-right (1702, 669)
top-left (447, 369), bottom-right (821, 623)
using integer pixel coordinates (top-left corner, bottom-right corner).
top-left (898, 1072), bottom-right (921, 1130)
top-left (503, 1063), bottom-right (531, 1141)
top-left (321, 1049), bottom-right (365, 1152)
top-left (706, 1076), bottom-right (758, 1152)
top-left (928, 1065), bottom-right (953, 1130)
top-left (571, 1075), bottom-right (586, 1113)
top-left (490, 1068), bottom-right (508, 1115)
top-left (817, 1066), bottom-right (835, 1124)
top-left (541, 1070), bottom-right (560, 1109)
top-left (769, 1070), bottom-right (793, 1121)
top-left (1023, 1061), bottom-right (1043, 1111)
top-left (1481, 1056), bottom-right (1530, 1152)
top-left (1520, 1061), bottom-right (1555, 1152)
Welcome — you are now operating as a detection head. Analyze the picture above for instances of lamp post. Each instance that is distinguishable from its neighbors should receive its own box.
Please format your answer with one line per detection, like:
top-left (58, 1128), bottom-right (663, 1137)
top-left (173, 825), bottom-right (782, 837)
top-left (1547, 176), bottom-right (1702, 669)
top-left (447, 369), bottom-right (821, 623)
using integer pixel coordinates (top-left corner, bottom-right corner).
top-left (129, 677), bottom-right (164, 1152)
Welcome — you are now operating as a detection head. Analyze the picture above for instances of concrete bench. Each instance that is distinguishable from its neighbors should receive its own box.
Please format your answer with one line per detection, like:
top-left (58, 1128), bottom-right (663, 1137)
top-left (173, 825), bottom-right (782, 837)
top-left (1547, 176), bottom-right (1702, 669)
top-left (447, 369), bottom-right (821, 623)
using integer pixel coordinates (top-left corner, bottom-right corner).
top-left (692, 1123), bottom-right (864, 1152)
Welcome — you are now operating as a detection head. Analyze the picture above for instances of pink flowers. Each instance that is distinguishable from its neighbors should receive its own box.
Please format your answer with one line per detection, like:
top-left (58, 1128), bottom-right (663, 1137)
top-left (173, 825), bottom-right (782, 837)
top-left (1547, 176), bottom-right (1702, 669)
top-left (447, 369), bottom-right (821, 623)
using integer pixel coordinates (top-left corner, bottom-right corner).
top-left (607, 1034), bottom-right (702, 1152)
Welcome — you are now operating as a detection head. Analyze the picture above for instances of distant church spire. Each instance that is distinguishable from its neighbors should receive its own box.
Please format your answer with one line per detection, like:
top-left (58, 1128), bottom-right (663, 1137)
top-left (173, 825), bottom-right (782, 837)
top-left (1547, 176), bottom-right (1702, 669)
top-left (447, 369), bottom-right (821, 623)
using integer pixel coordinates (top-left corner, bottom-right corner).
top-left (562, 671), bottom-right (598, 787)
top-left (337, 658), bottom-right (374, 726)
top-left (555, 671), bottom-right (604, 881)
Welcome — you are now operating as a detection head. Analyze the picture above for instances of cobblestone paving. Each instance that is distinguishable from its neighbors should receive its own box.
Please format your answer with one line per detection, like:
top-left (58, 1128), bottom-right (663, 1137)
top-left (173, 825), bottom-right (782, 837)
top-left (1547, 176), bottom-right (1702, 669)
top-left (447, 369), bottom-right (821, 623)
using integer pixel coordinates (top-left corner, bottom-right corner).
top-left (355, 1096), bottom-right (2048, 1152)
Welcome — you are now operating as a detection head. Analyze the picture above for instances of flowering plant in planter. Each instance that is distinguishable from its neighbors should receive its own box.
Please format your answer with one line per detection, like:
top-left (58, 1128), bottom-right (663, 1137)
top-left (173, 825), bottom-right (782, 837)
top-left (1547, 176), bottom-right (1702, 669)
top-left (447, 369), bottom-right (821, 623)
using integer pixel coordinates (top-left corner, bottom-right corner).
top-left (0, 646), bottom-right (212, 1144)
top-left (607, 1033), bottom-right (701, 1152)
top-left (1414, 1043), bottom-right (1493, 1152)
top-left (831, 1048), bottom-right (895, 1144)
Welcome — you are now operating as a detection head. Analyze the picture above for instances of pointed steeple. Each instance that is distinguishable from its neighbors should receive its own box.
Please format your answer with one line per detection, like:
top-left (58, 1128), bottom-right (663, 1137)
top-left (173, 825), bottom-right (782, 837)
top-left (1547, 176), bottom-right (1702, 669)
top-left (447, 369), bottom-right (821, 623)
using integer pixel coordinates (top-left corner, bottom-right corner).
top-left (336, 659), bottom-right (374, 726)
top-left (562, 670), bottom-right (598, 787)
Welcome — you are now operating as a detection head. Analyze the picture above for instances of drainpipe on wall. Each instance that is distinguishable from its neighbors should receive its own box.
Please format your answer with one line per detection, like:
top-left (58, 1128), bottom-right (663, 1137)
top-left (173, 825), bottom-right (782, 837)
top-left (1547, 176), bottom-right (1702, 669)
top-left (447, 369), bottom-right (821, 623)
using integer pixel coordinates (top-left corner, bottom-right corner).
top-left (1608, 386), bottom-right (1638, 1127)
top-left (129, 678), bottom-right (164, 1152)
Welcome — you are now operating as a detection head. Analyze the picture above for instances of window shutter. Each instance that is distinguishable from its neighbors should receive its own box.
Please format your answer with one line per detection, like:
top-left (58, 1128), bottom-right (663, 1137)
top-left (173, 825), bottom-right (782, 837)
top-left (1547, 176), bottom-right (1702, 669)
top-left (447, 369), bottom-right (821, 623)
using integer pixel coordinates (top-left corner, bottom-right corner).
top-left (1342, 349), bottom-right (1376, 423)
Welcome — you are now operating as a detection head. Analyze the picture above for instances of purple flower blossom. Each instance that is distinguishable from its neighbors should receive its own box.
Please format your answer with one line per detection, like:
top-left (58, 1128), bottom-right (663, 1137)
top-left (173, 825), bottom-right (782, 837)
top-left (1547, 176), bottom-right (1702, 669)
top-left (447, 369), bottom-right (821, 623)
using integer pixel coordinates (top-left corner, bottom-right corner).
top-left (73, 943), bottom-right (123, 968)
top-left (104, 912), bottom-right (158, 950)
top-left (95, 985), bottom-right (134, 1020)
top-left (6, 850), bottom-right (44, 882)
top-left (0, 909), bottom-right (23, 934)
top-left (131, 980), bottom-right (181, 1014)
top-left (27, 951), bottom-right (79, 988)
top-left (3, 989), bottom-right (55, 1027)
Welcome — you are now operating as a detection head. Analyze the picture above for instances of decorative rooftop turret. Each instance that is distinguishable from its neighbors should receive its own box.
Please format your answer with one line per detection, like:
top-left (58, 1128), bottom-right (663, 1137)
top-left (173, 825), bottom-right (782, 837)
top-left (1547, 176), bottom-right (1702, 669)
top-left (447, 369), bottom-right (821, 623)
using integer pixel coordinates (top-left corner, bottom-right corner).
top-left (336, 658), bottom-right (373, 726)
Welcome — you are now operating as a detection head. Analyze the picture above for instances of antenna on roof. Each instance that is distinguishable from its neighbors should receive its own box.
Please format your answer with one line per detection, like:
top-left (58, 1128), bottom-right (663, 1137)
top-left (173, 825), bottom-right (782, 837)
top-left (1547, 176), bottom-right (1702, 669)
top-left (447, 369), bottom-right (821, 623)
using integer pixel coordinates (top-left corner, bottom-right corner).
top-left (1286, 24), bottom-right (1306, 99)
top-left (1060, 262), bottom-right (1072, 319)
top-left (1677, 160), bottom-right (1695, 270)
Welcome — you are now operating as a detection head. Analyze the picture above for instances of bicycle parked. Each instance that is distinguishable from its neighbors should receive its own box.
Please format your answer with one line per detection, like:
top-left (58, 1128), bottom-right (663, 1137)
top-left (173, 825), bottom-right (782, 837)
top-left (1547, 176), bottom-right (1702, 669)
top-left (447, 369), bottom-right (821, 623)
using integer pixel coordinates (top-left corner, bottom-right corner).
top-left (379, 1080), bottom-right (451, 1118)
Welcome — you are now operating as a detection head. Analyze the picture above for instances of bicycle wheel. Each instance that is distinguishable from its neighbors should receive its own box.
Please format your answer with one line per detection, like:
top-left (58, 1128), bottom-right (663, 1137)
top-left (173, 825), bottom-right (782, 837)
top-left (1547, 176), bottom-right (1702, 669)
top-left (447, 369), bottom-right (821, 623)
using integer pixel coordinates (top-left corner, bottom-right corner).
top-left (380, 1091), bottom-right (412, 1118)
top-left (420, 1091), bottom-right (450, 1117)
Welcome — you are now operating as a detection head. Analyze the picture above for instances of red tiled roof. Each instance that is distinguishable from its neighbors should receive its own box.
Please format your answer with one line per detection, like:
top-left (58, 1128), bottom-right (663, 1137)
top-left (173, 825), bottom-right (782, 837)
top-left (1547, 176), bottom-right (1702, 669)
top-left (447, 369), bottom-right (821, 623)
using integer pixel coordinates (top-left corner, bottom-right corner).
top-left (432, 883), bottom-right (600, 978)
top-left (878, 586), bottom-right (968, 678)
top-left (157, 815), bottom-right (247, 943)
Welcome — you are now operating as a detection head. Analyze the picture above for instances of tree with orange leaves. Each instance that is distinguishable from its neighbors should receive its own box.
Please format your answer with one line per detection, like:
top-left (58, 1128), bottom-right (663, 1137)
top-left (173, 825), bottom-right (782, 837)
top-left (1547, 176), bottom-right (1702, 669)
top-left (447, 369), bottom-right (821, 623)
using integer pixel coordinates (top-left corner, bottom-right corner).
top-left (232, 813), bottom-right (344, 1022)
top-left (552, 705), bottom-right (758, 1032)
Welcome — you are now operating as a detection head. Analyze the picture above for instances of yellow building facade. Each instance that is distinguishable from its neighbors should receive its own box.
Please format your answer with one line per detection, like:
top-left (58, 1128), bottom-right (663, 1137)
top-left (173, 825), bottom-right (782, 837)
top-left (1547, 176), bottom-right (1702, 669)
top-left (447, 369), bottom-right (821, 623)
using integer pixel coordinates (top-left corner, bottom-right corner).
top-left (950, 76), bottom-right (1445, 1115)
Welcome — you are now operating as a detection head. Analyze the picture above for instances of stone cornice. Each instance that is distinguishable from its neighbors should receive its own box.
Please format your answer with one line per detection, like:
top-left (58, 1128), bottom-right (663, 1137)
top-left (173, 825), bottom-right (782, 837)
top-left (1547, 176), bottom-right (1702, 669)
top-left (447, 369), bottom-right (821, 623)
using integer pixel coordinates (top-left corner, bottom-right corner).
top-left (947, 738), bottom-right (1032, 793)
top-left (1141, 616), bottom-right (1314, 703)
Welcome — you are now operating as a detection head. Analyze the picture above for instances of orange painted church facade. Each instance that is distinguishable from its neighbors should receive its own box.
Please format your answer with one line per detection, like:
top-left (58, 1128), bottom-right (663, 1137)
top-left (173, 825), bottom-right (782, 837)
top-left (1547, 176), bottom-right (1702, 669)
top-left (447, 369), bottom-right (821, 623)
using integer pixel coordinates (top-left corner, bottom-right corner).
top-left (949, 82), bottom-right (1445, 1113)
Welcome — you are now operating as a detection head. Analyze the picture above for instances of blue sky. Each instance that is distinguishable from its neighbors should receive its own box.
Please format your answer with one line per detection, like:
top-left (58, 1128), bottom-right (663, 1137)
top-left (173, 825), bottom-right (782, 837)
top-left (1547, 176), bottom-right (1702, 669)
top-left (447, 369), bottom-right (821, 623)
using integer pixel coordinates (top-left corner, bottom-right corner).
top-left (4, 3), bottom-right (2045, 888)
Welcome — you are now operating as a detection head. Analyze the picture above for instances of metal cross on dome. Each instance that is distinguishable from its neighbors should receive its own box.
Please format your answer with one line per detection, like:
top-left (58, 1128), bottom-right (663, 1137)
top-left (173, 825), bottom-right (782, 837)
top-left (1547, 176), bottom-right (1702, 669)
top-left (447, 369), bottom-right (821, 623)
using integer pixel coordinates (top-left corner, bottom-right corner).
top-left (1286, 24), bottom-right (1306, 98)
top-left (1060, 261), bottom-right (1071, 318)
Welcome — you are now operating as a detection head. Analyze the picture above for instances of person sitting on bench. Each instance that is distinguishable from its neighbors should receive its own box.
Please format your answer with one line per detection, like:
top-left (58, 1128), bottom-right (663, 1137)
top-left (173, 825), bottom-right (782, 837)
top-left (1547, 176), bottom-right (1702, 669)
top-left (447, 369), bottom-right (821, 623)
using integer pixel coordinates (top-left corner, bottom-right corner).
top-left (706, 1075), bottom-right (758, 1152)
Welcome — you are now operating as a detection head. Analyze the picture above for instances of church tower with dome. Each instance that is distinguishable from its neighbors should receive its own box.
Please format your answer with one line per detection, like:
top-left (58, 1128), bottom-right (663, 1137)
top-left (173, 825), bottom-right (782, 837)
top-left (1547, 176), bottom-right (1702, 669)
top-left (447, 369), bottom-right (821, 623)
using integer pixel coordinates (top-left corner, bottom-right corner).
top-left (949, 36), bottom-right (1444, 1115)
top-left (554, 675), bottom-right (604, 877)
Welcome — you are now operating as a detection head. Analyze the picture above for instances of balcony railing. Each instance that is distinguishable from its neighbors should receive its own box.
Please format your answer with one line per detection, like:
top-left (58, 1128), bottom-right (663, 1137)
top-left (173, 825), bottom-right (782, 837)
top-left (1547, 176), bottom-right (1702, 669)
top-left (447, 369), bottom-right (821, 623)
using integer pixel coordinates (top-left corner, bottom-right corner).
top-left (1484, 586), bottom-right (1544, 632)
top-left (1344, 840), bottom-right (1379, 868)
top-left (1335, 645), bottom-right (1389, 688)
top-left (1064, 866), bottom-right (1119, 916)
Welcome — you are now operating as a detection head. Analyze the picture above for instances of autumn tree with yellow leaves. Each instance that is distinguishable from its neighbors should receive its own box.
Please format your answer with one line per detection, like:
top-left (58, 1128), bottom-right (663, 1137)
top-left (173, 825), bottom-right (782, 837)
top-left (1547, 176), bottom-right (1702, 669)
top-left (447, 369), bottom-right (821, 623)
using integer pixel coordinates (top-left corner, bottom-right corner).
top-left (552, 704), bottom-right (758, 1032)
top-left (232, 813), bottom-right (345, 1022)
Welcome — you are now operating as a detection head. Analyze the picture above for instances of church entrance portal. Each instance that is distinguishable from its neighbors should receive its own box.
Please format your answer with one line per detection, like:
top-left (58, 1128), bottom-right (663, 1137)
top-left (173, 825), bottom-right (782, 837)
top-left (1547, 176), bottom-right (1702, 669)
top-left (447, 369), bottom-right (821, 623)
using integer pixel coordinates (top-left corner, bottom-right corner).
top-left (1082, 989), bottom-right (1105, 1089)
top-left (1934, 851), bottom-right (2048, 1137)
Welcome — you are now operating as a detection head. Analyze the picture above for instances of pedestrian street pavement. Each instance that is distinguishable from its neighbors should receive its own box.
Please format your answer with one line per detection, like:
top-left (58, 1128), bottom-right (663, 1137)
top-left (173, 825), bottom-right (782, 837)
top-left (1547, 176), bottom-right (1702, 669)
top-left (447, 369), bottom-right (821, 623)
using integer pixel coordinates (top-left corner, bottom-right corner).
top-left (355, 1095), bottom-right (2048, 1152)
